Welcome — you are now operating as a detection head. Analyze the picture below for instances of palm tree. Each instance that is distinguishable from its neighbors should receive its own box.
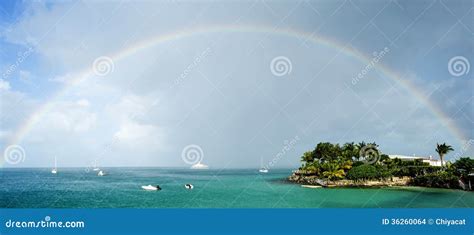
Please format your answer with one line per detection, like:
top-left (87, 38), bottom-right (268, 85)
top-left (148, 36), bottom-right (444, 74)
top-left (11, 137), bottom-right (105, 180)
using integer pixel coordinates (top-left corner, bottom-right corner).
top-left (435, 143), bottom-right (454, 167)
top-left (322, 162), bottom-right (345, 183)
top-left (300, 151), bottom-right (314, 164)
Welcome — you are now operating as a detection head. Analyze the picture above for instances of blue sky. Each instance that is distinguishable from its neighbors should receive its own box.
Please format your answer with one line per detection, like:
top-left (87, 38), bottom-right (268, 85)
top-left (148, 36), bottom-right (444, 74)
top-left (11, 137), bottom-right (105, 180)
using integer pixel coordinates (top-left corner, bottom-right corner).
top-left (0, 0), bottom-right (472, 168)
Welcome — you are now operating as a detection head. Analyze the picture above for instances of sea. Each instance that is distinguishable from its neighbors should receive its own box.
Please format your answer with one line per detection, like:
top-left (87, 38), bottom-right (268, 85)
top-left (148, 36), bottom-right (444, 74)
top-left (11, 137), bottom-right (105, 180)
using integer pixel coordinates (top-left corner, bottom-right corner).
top-left (1, 168), bottom-right (473, 208)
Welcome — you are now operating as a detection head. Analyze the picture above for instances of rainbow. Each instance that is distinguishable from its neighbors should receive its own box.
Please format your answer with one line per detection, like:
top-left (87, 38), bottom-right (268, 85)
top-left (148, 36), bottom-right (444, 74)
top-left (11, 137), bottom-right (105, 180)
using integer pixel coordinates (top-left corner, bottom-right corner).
top-left (5, 24), bottom-right (468, 153)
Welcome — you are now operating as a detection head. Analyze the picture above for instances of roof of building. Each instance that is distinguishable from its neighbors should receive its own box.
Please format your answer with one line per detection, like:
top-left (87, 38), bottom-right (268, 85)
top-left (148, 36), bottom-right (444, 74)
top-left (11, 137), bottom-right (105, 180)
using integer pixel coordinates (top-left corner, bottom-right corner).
top-left (388, 155), bottom-right (439, 161)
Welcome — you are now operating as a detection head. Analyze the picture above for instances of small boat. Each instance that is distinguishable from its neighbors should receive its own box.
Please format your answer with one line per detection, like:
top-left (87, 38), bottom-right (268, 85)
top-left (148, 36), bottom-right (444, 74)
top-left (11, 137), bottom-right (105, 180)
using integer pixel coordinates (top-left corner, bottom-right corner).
top-left (51, 157), bottom-right (58, 174)
top-left (301, 185), bottom-right (322, 189)
top-left (190, 162), bottom-right (209, 169)
top-left (97, 170), bottom-right (106, 176)
top-left (259, 157), bottom-right (268, 173)
top-left (141, 185), bottom-right (161, 191)
top-left (92, 160), bottom-right (100, 171)
top-left (185, 184), bottom-right (194, 189)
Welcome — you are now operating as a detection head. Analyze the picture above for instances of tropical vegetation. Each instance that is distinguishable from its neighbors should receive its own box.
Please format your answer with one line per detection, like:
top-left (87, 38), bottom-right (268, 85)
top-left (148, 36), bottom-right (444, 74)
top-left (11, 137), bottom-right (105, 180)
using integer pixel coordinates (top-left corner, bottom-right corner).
top-left (294, 141), bottom-right (473, 190)
top-left (435, 143), bottom-right (454, 167)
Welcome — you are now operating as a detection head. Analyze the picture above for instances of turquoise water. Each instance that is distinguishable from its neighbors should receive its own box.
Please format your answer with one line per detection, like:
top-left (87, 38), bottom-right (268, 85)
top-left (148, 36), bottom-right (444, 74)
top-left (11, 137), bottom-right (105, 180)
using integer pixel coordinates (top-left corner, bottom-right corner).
top-left (1, 168), bottom-right (473, 208)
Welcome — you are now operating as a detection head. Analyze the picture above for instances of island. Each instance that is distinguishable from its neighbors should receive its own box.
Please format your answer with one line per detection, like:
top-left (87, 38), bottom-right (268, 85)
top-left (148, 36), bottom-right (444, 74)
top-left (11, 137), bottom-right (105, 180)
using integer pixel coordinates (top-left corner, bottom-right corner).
top-left (289, 142), bottom-right (474, 190)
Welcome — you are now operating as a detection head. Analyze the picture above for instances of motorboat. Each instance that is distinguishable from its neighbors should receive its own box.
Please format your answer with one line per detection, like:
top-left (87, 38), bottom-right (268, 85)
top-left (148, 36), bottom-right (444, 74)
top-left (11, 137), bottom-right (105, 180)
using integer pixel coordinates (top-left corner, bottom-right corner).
top-left (141, 185), bottom-right (161, 191)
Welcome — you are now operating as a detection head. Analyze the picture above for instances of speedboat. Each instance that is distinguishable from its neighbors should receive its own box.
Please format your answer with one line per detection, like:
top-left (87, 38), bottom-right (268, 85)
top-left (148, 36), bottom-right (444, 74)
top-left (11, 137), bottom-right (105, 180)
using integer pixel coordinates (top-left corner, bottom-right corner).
top-left (98, 170), bottom-right (106, 176)
top-left (185, 184), bottom-right (194, 189)
top-left (141, 185), bottom-right (161, 191)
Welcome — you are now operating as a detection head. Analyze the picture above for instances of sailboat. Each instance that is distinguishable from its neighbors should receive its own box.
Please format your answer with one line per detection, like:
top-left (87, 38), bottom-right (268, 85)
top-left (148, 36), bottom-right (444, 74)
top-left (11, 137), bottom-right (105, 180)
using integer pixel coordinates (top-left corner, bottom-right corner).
top-left (259, 157), bottom-right (268, 173)
top-left (51, 157), bottom-right (57, 174)
top-left (92, 160), bottom-right (100, 171)
top-left (98, 170), bottom-right (106, 176)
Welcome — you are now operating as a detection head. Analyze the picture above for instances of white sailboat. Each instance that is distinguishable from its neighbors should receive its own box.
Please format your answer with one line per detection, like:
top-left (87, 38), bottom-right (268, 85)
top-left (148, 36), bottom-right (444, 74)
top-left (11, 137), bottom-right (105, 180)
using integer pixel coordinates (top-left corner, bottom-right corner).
top-left (51, 157), bottom-right (57, 174)
top-left (259, 157), bottom-right (268, 173)
top-left (92, 160), bottom-right (100, 171)
top-left (98, 170), bottom-right (106, 176)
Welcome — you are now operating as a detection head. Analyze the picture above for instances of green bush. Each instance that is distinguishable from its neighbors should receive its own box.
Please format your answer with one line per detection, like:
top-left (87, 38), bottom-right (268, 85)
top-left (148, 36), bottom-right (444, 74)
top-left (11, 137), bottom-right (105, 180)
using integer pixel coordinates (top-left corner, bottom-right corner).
top-left (410, 171), bottom-right (460, 189)
top-left (346, 164), bottom-right (377, 182)
top-left (374, 165), bottom-right (392, 180)
top-left (393, 165), bottom-right (442, 177)
top-left (352, 161), bottom-right (365, 168)
top-left (452, 157), bottom-right (474, 179)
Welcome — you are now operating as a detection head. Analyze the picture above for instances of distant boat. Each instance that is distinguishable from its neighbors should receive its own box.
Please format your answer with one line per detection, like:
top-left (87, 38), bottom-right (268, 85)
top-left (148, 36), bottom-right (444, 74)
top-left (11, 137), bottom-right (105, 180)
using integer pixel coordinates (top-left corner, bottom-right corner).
top-left (141, 185), bottom-right (161, 191)
top-left (259, 157), bottom-right (268, 173)
top-left (51, 157), bottom-right (57, 174)
top-left (301, 185), bottom-right (322, 189)
top-left (92, 159), bottom-right (100, 171)
top-left (191, 162), bottom-right (209, 169)
top-left (97, 170), bottom-right (106, 176)
top-left (185, 184), bottom-right (194, 189)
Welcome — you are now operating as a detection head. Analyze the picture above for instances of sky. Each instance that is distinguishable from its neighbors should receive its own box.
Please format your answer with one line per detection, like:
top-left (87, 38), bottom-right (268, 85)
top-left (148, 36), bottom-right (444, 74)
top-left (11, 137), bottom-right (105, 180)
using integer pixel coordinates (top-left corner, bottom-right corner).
top-left (0, 0), bottom-right (472, 168)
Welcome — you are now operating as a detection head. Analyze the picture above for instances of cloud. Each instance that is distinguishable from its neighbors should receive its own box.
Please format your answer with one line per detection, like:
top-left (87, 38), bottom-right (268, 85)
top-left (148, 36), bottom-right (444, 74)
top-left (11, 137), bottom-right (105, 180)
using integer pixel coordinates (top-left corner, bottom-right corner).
top-left (1, 1), bottom-right (471, 167)
top-left (18, 70), bottom-right (32, 83)
top-left (0, 79), bottom-right (10, 90)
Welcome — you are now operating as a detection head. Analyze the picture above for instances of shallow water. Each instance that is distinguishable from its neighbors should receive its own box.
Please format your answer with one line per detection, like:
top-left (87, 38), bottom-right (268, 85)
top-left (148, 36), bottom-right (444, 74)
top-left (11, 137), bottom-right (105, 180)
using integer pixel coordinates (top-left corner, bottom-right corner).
top-left (1, 168), bottom-right (472, 208)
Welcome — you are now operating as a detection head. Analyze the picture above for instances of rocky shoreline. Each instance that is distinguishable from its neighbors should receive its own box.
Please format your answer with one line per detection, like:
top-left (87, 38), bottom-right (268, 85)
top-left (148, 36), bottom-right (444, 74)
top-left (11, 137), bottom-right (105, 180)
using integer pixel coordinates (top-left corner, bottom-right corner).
top-left (288, 170), bottom-right (411, 188)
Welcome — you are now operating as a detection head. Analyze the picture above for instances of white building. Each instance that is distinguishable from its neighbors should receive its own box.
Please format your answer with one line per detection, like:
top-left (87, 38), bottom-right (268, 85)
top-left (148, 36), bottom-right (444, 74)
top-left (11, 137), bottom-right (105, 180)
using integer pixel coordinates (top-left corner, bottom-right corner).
top-left (388, 155), bottom-right (442, 167)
